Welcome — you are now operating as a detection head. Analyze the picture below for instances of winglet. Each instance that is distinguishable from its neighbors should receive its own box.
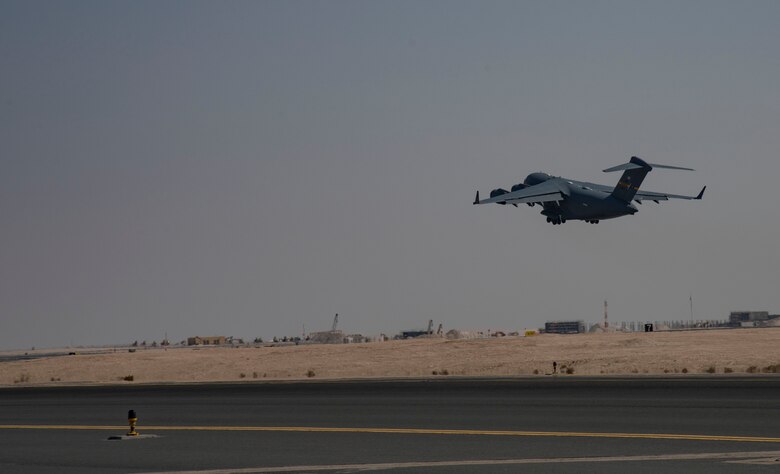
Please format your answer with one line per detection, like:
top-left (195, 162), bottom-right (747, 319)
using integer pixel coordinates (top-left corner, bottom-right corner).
top-left (696, 186), bottom-right (706, 200)
top-left (473, 191), bottom-right (480, 205)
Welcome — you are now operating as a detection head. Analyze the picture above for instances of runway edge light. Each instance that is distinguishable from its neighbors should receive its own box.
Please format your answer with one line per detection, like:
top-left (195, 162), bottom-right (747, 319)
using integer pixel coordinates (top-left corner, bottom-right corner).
top-left (127, 410), bottom-right (138, 436)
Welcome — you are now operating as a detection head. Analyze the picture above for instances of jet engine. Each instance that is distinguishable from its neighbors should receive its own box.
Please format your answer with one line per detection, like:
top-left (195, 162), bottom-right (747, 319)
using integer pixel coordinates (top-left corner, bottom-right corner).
top-left (490, 188), bottom-right (509, 205)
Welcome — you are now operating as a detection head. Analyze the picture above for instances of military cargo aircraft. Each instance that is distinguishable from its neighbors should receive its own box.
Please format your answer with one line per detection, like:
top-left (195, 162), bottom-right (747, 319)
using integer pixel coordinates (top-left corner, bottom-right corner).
top-left (473, 156), bottom-right (705, 224)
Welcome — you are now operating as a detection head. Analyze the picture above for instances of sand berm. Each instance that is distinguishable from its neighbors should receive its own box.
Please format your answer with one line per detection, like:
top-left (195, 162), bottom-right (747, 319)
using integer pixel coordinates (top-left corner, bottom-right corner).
top-left (2, 328), bottom-right (779, 386)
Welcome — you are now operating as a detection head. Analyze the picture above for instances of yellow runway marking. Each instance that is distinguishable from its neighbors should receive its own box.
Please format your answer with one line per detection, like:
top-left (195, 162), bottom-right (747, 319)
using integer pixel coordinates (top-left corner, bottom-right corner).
top-left (1, 424), bottom-right (779, 443)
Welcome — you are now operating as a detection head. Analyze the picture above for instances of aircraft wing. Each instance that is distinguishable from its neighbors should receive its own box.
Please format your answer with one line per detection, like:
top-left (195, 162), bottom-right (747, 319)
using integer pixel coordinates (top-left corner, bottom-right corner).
top-left (633, 186), bottom-right (706, 203)
top-left (567, 179), bottom-right (613, 194)
top-left (474, 180), bottom-right (567, 205)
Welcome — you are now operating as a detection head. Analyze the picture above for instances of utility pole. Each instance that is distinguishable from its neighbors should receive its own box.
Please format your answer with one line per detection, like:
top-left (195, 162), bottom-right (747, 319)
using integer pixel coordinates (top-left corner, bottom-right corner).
top-left (689, 294), bottom-right (694, 325)
top-left (604, 300), bottom-right (609, 329)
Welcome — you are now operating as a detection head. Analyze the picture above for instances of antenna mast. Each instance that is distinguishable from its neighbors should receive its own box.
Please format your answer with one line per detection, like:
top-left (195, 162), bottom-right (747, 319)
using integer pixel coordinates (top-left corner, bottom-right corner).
top-left (689, 294), bottom-right (693, 324)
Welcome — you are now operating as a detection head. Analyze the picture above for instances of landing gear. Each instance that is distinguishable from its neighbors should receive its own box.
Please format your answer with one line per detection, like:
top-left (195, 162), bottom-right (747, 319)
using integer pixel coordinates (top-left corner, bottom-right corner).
top-left (546, 216), bottom-right (566, 225)
top-left (586, 220), bottom-right (600, 224)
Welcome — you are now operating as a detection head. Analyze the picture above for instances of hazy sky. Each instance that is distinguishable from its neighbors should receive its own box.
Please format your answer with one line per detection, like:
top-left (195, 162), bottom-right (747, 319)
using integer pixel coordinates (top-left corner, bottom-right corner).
top-left (2, 1), bottom-right (779, 349)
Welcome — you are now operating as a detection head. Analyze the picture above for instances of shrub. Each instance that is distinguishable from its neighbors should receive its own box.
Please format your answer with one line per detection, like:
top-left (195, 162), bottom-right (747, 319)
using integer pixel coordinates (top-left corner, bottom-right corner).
top-left (123, 375), bottom-right (134, 381)
top-left (724, 367), bottom-right (733, 374)
top-left (681, 368), bottom-right (688, 374)
top-left (565, 367), bottom-right (574, 374)
top-left (239, 373), bottom-right (246, 379)
top-left (253, 372), bottom-right (258, 379)
top-left (747, 366), bottom-right (758, 374)
top-left (762, 364), bottom-right (780, 373)
top-left (306, 369), bottom-right (316, 378)
top-left (441, 369), bottom-right (449, 375)
top-left (432, 370), bottom-right (438, 375)
top-left (705, 366), bottom-right (716, 374)
top-left (14, 373), bottom-right (30, 383)
top-left (533, 369), bottom-right (539, 375)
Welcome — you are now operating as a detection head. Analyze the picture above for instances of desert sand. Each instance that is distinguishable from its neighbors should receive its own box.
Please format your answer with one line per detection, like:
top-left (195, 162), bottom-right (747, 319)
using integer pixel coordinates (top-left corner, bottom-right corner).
top-left (1, 328), bottom-right (779, 386)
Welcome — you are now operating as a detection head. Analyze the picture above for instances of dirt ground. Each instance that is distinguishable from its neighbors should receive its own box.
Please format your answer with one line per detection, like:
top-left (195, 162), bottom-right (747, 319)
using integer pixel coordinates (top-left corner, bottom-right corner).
top-left (1, 328), bottom-right (779, 386)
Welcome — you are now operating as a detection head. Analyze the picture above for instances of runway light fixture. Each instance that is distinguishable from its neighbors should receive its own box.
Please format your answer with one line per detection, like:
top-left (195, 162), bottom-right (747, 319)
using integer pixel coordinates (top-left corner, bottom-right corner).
top-left (127, 409), bottom-right (138, 436)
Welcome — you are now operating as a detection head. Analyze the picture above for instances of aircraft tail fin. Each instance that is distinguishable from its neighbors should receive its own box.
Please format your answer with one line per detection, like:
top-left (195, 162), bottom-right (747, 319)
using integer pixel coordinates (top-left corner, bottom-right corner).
top-left (604, 156), bottom-right (694, 202)
top-left (605, 156), bottom-right (652, 202)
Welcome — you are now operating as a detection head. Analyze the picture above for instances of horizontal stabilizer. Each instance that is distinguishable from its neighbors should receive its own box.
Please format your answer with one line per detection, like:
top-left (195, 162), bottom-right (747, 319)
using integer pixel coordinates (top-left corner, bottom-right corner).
top-left (604, 157), bottom-right (694, 173)
top-left (650, 163), bottom-right (695, 171)
top-left (603, 162), bottom-right (645, 173)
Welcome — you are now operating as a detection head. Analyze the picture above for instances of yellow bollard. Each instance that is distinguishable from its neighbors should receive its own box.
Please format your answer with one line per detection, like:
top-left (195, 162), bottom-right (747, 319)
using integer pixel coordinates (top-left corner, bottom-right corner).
top-left (127, 409), bottom-right (139, 436)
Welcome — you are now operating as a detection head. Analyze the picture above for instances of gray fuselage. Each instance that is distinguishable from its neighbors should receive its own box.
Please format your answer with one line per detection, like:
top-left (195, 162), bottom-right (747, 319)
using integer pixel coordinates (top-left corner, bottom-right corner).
top-left (525, 173), bottom-right (638, 222)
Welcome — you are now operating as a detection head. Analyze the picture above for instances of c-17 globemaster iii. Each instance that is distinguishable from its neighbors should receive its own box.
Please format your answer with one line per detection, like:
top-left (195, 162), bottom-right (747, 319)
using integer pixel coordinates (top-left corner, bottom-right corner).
top-left (473, 156), bottom-right (705, 225)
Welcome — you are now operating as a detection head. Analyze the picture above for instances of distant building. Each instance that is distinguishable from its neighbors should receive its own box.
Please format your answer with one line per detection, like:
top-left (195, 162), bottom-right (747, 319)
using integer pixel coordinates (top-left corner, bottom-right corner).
top-left (307, 330), bottom-right (343, 344)
top-left (187, 336), bottom-right (226, 346)
top-left (445, 330), bottom-right (479, 339)
top-left (544, 321), bottom-right (585, 334)
top-left (729, 311), bottom-right (769, 326)
top-left (398, 329), bottom-right (430, 339)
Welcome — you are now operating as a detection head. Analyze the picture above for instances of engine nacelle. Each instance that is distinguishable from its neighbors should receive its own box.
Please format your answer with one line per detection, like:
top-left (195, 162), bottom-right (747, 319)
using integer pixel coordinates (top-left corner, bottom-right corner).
top-left (511, 183), bottom-right (527, 192)
top-left (524, 172), bottom-right (551, 186)
top-left (490, 188), bottom-right (509, 205)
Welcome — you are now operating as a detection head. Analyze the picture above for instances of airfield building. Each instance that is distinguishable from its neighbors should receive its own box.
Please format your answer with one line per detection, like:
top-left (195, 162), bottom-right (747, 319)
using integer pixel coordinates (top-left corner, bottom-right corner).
top-left (398, 329), bottom-right (430, 339)
top-left (307, 330), bottom-right (344, 344)
top-left (307, 313), bottom-right (344, 344)
top-left (544, 321), bottom-right (586, 334)
top-left (729, 311), bottom-right (769, 327)
top-left (187, 336), bottom-right (226, 346)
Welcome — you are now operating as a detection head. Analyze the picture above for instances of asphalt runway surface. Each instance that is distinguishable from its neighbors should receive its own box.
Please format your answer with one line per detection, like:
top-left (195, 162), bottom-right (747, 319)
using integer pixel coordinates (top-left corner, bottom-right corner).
top-left (1, 377), bottom-right (780, 473)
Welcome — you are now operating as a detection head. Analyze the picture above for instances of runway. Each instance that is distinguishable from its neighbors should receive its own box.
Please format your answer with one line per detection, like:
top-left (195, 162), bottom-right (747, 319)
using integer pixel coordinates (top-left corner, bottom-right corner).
top-left (1, 377), bottom-right (779, 473)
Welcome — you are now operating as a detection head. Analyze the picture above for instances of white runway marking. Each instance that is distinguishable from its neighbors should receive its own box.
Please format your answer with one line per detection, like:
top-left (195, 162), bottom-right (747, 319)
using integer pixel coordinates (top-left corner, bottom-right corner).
top-left (138, 450), bottom-right (780, 473)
